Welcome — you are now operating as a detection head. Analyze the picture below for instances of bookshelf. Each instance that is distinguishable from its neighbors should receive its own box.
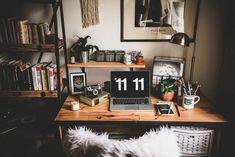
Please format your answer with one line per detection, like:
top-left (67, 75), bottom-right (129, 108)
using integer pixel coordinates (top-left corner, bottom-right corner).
top-left (0, 90), bottom-right (57, 98)
top-left (0, 0), bottom-right (69, 146)
top-left (0, 43), bottom-right (63, 53)
top-left (0, 0), bottom-right (69, 102)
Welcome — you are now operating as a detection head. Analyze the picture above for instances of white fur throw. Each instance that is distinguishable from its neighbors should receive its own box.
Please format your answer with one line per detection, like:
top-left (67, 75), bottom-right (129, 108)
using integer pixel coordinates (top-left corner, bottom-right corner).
top-left (63, 126), bottom-right (180, 157)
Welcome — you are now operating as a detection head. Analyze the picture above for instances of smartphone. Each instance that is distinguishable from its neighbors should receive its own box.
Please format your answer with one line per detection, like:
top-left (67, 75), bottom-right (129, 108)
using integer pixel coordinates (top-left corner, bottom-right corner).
top-left (155, 102), bottom-right (175, 116)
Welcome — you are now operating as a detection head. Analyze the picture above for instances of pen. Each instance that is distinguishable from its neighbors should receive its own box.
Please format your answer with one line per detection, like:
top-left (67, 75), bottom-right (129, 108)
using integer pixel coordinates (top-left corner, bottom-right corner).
top-left (193, 84), bottom-right (201, 95)
top-left (188, 82), bottom-right (192, 95)
top-left (175, 103), bottom-right (180, 117)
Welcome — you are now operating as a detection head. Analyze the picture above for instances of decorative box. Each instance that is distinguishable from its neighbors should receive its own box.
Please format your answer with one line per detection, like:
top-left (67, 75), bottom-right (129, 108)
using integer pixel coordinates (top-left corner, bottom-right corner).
top-left (105, 51), bottom-right (115, 62)
top-left (95, 51), bottom-right (105, 62)
top-left (114, 51), bottom-right (125, 62)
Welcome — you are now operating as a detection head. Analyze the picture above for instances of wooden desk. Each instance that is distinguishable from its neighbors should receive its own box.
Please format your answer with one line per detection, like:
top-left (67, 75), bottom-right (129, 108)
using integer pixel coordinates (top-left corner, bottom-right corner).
top-left (55, 95), bottom-right (227, 156)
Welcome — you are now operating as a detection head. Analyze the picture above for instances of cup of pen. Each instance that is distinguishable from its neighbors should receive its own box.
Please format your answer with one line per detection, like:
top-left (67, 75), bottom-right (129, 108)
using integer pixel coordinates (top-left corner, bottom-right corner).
top-left (182, 94), bottom-right (200, 109)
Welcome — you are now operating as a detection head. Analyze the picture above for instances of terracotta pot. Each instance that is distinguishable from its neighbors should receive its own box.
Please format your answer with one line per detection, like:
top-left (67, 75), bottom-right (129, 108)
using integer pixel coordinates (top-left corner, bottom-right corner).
top-left (136, 56), bottom-right (144, 64)
top-left (161, 91), bottom-right (175, 101)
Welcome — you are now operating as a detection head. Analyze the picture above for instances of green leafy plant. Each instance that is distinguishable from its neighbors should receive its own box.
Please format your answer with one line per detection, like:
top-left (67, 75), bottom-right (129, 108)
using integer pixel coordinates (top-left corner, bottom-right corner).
top-left (137, 51), bottom-right (143, 56)
top-left (70, 35), bottom-right (99, 55)
top-left (160, 79), bottom-right (177, 94)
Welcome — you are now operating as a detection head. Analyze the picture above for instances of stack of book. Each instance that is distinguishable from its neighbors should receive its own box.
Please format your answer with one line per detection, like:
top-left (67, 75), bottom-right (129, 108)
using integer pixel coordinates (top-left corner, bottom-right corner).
top-left (80, 91), bottom-right (110, 106)
top-left (0, 17), bottom-right (53, 45)
top-left (0, 56), bottom-right (61, 91)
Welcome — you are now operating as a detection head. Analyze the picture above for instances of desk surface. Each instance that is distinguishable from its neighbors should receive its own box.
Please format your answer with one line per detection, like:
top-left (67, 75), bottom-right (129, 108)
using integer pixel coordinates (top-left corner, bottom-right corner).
top-left (55, 96), bottom-right (227, 124)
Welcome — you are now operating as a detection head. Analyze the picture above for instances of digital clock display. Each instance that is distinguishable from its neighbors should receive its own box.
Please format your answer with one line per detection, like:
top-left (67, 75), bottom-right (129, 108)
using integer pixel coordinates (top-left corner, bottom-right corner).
top-left (111, 71), bottom-right (150, 97)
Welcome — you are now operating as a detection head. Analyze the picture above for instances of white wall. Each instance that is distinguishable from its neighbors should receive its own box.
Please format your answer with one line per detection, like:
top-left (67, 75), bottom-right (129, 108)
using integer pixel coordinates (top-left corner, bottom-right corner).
top-left (193, 0), bottom-right (224, 101)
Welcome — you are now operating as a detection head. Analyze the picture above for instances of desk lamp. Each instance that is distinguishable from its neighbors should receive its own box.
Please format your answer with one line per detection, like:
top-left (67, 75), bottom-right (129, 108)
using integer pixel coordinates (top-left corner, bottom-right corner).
top-left (170, 32), bottom-right (195, 82)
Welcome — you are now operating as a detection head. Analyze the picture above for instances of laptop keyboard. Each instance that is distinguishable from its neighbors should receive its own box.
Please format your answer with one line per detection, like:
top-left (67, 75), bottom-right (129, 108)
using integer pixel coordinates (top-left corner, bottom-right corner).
top-left (113, 98), bottom-right (149, 105)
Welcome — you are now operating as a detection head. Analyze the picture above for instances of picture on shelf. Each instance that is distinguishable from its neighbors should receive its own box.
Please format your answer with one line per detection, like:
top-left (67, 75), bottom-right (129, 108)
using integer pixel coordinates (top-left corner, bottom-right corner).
top-left (70, 72), bottom-right (87, 95)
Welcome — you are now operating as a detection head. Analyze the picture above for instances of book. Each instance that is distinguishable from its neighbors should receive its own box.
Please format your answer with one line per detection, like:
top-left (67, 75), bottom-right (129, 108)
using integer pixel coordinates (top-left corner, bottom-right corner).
top-left (19, 20), bottom-right (29, 44)
top-left (38, 23), bottom-right (46, 44)
top-left (79, 91), bottom-right (109, 106)
top-left (31, 64), bottom-right (38, 90)
top-left (40, 62), bottom-right (51, 91)
top-left (30, 23), bottom-right (39, 44)
top-left (27, 23), bottom-right (33, 44)
top-left (36, 63), bottom-right (42, 90)
top-left (47, 67), bottom-right (54, 91)
top-left (22, 63), bottom-right (33, 90)
top-left (0, 18), bottom-right (9, 44)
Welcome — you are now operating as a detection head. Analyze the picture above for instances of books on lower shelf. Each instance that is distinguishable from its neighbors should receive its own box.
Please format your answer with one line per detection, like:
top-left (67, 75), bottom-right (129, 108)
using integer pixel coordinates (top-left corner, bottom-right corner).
top-left (0, 57), bottom-right (62, 92)
top-left (80, 91), bottom-right (110, 106)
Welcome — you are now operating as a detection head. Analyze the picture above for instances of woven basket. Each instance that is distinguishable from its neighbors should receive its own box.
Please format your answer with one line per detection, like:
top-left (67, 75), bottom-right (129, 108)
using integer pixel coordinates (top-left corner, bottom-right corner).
top-left (171, 126), bottom-right (214, 157)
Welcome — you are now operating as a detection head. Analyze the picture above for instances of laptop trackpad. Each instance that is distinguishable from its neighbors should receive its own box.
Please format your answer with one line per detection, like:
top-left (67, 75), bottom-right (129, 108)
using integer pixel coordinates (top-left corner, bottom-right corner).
top-left (110, 105), bottom-right (139, 111)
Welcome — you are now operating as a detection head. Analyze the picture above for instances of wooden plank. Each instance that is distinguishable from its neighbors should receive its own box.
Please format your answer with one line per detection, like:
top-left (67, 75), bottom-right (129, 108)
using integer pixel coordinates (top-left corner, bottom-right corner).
top-left (0, 90), bottom-right (57, 98)
top-left (0, 43), bottom-right (63, 53)
top-left (67, 61), bottom-right (146, 68)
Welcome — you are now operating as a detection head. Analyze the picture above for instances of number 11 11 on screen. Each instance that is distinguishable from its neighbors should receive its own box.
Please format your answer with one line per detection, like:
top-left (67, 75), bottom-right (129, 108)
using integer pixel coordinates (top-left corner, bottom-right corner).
top-left (114, 78), bottom-right (144, 91)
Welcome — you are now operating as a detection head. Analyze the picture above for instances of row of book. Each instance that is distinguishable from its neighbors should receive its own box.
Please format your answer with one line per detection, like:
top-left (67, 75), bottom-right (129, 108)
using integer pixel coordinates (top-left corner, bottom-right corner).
top-left (0, 56), bottom-right (60, 91)
top-left (0, 17), bottom-right (52, 45)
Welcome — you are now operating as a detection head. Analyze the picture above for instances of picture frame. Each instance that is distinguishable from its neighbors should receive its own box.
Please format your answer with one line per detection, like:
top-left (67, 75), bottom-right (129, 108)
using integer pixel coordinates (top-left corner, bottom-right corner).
top-left (152, 56), bottom-right (185, 88)
top-left (70, 72), bottom-right (87, 95)
top-left (121, 0), bottom-right (200, 41)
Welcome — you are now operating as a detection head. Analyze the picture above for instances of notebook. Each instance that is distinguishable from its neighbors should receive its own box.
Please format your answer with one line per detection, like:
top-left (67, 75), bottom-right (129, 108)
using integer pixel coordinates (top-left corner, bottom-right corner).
top-left (109, 71), bottom-right (153, 111)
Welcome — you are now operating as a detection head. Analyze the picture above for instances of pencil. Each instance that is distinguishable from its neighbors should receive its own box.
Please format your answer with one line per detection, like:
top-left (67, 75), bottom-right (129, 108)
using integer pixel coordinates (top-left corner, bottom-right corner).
top-left (175, 103), bottom-right (180, 117)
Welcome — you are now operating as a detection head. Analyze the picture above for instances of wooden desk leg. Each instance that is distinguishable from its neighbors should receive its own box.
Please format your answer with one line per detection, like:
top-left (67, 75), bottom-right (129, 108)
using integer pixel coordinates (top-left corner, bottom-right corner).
top-left (214, 127), bottom-right (222, 157)
top-left (58, 125), bottom-right (63, 144)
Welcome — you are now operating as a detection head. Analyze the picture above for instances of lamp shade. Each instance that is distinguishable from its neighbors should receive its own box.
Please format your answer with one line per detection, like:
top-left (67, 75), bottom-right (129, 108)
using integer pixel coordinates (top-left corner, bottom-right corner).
top-left (170, 32), bottom-right (190, 47)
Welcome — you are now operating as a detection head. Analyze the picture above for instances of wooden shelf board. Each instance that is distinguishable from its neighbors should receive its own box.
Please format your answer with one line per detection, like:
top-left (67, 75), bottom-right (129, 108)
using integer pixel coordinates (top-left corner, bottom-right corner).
top-left (67, 61), bottom-right (146, 68)
top-left (0, 43), bottom-right (63, 53)
top-left (0, 90), bottom-right (58, 98)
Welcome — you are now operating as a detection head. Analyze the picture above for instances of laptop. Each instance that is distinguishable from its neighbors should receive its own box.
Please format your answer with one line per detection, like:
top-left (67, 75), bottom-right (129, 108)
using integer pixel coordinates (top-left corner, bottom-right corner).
top-left (109, 71), bottom-right (153, 111)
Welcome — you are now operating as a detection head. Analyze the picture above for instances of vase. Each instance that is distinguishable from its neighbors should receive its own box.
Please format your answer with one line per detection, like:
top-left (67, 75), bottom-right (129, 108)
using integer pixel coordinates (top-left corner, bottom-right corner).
top-left (136, 56), bottom-right (144, 64)
top-left (161, 91), bottom-right (175, 101)
top-left (76, 51), bottom-right (89, 63)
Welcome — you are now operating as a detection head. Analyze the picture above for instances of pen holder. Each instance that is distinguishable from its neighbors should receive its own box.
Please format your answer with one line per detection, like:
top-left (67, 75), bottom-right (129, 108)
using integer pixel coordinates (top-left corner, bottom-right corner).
top-left (182, 95), bottom-right (200, 109)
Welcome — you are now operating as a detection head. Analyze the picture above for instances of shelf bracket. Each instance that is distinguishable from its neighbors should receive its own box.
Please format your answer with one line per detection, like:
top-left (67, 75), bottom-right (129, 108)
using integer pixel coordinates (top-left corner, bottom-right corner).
top-left (49, 1), bottom-right (59, 30)
top-left (37, 45), bottom-right (43, 63)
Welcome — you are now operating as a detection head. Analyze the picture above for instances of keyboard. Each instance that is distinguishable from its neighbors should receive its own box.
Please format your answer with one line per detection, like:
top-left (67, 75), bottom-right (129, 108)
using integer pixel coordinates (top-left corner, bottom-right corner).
top-left (113, 98), bottom-right (149, 105)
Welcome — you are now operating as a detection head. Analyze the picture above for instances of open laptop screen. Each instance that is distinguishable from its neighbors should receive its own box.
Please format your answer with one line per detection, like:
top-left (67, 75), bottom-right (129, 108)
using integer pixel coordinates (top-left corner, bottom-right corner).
top-left (111, 71), bottom-right (150, 98)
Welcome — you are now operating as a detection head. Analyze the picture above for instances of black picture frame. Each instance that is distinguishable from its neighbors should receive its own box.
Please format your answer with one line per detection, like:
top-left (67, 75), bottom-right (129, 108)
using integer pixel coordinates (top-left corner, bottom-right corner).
top-left (121, 0), bottom-right (200, 42)
top-left (70, 72), bottom-right (87, 95)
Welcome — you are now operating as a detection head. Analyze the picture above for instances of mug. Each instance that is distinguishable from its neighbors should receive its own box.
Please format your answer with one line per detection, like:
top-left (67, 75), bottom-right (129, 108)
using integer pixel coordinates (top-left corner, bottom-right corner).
top-left (124, 54), bottom-right (132, 64)
top-left (182, 95), bottom-right (200, 109)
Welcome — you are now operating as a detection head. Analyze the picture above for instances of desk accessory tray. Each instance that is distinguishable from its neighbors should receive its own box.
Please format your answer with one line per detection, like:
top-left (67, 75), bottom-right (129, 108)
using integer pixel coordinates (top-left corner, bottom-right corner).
top-left (155, 101), bottom-right (175, 116)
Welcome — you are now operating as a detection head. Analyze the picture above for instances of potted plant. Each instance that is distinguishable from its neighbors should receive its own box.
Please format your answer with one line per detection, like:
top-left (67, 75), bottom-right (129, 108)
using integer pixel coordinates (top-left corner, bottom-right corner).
top-left (70, 35), bottom-right (99, 63)
top-left (160, 79), bottom-right (177, 101)
top-left (135, 51), bottom-right (144, 64)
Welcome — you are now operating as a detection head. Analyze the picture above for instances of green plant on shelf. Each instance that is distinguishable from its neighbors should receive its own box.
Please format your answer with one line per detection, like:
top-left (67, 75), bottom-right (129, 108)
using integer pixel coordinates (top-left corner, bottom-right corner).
top-left (70, 35), bottom-right (99, 62)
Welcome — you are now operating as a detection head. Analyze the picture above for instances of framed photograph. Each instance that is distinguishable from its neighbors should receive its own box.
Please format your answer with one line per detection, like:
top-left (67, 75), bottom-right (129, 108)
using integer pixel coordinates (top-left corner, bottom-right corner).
top-left (121, 0), bottom-right (200, 41)
top-left (70, 72), bottom-right (87, 95)
top-left (152, 56), bottom-right (185, 88)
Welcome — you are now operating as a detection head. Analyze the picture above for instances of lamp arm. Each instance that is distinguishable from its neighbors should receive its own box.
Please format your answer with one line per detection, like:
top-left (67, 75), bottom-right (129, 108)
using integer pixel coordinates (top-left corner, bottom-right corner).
top-left (189, 42), bottom-right (196, 83)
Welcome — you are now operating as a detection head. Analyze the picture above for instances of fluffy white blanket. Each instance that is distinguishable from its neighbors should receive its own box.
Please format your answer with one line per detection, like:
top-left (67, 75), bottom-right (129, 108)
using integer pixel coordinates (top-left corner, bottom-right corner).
top-left (63, 126), bottom-right (180, 157)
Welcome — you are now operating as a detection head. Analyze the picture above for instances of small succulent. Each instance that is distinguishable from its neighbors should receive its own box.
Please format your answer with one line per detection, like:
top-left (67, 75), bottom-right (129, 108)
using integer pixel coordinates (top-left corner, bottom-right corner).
top-left (160, 79), bottom-right (177, 94)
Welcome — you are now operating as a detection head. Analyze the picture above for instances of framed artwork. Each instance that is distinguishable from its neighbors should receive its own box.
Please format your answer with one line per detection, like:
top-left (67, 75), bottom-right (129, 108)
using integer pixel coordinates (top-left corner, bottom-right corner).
top-left (152, 56), bottom-right (184, 88)
top-left (121, 0), bottom-right (200, 41)
top-left (70, 72), bottom-right (87, 95)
